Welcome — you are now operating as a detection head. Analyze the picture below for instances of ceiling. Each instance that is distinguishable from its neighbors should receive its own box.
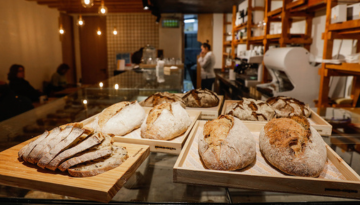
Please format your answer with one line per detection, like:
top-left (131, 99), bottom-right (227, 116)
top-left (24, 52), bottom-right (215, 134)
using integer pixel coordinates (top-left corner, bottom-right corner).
top-left (27, 0), bottom-right (244, 14)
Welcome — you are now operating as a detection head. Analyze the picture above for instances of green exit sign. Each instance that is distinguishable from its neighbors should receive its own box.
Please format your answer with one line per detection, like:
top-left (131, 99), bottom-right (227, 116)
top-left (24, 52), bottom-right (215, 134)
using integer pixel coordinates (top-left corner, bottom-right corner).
top-left (162, 19), bottom-right (180, 28)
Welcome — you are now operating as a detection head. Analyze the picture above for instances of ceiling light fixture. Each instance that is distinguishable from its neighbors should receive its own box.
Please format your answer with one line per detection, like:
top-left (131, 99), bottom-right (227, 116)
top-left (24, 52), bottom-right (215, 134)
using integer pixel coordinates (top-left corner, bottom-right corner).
top-left (59, 25), bottom-right (65, 34)
top-left (98, 0), bottom-right (108, 15)
top-left (97, 28), bottom-right (102, 35)
top-left (113, 27), bottom-right (118, 35)
top-left (78, 15), bottom-right (84, 26)
top-left (142, 0), bottom-right (149, 10)
top-left (81, 0), bottom-right (94, 8)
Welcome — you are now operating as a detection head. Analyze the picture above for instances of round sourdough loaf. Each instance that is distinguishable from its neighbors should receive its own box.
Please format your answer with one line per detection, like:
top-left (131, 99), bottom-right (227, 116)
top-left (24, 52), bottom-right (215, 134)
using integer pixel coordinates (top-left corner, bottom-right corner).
top-left (140, 102), bottom-right (191, 140)
top-left (225, 98), bottom-right (275, 121)
top-left (259, 115), bottom-right (327, 177)
top-left (266, 96), bottom-right (311, 118)
top-left (92, 101), bottom-right (145, 136)
top-left (198, 115), bottom-right (256, 170)
top-left (182, 88), bottom-right (219, 107)
top-left (140, 92), bottom-right (185, 107)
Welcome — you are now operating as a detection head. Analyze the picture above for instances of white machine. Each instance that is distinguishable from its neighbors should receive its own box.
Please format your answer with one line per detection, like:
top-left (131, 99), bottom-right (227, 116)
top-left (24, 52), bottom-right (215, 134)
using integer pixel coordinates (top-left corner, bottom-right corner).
top-left (257, 47), bottom-right (320, 107)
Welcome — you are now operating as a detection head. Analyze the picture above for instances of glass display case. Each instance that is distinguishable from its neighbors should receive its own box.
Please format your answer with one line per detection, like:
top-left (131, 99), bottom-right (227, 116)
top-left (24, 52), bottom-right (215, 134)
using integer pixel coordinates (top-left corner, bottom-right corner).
top-left (0, 71), bottom-right (359, 204)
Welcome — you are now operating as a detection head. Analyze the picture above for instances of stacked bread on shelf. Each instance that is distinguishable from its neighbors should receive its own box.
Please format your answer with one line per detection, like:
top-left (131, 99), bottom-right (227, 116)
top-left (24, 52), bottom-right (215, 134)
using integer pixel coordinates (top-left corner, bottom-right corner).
top-left (18, 123), bottom-right (128, 177)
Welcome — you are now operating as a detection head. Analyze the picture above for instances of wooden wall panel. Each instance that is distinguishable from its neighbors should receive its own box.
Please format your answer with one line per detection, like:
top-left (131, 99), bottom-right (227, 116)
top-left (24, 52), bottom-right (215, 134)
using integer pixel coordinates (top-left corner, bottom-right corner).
top-left (60, 13), bottom-right (76, 85)
top-left (79, 16), bottom-right (108, 84)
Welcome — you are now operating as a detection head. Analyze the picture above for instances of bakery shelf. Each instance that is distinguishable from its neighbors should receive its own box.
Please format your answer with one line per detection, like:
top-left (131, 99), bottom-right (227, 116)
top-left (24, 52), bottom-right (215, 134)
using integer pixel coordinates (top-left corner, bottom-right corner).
top-left (233, 23), bottom-right (247, 32)
top-left (249, 36), bottom-right (265, 42)
top-left (329, 19), bottom-right (360, 31)
top-left (289, 0), bottom-right (326, 12)
top-left (285, 0), bottom-right (306, 10)
top-left (266, 34), bottom-right (281, 40)
top-left (326, 63), bottom-right (360, 74)
top-left (267, 7), bottom-right (282, 18)
top-left (223, 40), bottom-right (232, 46)
top-left (233, 39), bottom-right (247, 45)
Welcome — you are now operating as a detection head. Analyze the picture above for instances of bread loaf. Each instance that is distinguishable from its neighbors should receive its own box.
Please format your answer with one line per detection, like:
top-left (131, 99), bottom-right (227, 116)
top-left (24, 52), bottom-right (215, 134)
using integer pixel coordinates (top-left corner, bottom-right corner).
top-left (266, 96), bottom-right (311, 118)
top-left (226, 98), bottom-right (275, 121)
top-left (92, 101), bottom-right (145, 136)
top-left (259, 115), bottom-right (327, 177)
top-left (182, 88), bottom-right (219, 107)
top-left (18, 131), bottom-right (49, 160)
top-left (140, 102), bottom-right (191, 140)
top-left (68, 145), bottom-right (128, 177)
top-left (140, 92), bottom-right (185, 107)
top-left (198, 115), bottom-right (256, 170)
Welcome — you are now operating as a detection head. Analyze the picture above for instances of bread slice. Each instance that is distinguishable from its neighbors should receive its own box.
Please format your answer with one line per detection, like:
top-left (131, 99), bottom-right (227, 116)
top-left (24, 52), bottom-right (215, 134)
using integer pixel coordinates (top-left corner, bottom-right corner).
top-left (45, 132), bottom-right (105, 171)
top-left (140, 102), bottom-right (191, 140)
top-left (68, 145), bottom-right (128, 177)
top-left (25, 127), bottom-right (62, 164)
top-left (37, 127), bottom-right (86, 169)
top-left (58, 134), bottom-right (113, 172)
top-left (198, 115), bottom-right (256, 170)
top-left (18, 131), bottom-right (49, 160)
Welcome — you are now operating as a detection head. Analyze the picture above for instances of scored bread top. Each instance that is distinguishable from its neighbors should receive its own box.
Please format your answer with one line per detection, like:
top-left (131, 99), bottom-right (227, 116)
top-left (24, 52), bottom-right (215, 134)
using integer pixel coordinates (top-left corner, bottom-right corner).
top-left (141, 92), bottom-right (185, 107)
top-left (146, 103), bottom-right (172, 127)
top-left (264, 115), bottom-right (310, 157)
top-left (266, 96), bottom-right (311, 118)
top-left (226, 98), bottom-right (275, 121)
top-left (98, 101), bottom-right (134, 128)
top-left (182, 88), bottom-right (219, 107)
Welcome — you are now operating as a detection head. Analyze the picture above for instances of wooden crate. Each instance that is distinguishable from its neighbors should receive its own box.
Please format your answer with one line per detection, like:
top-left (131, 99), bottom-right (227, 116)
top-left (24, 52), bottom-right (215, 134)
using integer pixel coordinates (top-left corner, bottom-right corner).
top-left (82, 110), bottom-right (201, 155)
top-left (174, 121), bottom-right (360, 199)
top-left (0, 141), bottom-right (150, 203)
top-left (140, 94), bottom-right (224, 120)
top-left (221, 100), bottom-right (332, 136)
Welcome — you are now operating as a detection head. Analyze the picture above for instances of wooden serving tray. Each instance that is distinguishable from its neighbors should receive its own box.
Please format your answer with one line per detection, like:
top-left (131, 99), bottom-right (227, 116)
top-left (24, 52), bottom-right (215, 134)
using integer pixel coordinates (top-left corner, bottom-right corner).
top-left (221, 100), bottom-right (332, 136)
top-left (140, 94), bottom-right (224, 120)
top-left (173, 121), bottom-right (360, 199)
top-left (82, 109), bottom-right (201, 155)
top-left (0, 141), bottom-right (150, 203)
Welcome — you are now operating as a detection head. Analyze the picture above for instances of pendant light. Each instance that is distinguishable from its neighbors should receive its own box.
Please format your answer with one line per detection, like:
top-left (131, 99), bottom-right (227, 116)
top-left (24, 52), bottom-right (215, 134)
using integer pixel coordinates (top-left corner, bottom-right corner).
top-left (78, 15), bottom-right (84, 26)
top-left (113, 27), bottom-right (118, 35)
top-left (81, 0), bottom-right (94, 8)
top-left (98, 0), bottom-right (108, 15)
top-left (97, 28), bottom-right (102, 35)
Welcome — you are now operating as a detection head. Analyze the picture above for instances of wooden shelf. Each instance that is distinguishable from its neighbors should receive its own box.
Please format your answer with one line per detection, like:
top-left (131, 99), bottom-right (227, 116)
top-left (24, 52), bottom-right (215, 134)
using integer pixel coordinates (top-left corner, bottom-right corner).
top-left (267, 7), bottom-right (282, 18)
top-left (223, 41), bottom-right (232, 46)
top-left (266, 34), bottom-right (281, 40)
top-left (285, 0), bottom-right (306, 10)
top-left (289, 0), bottom-right (326, 12)
top-left (326, 63), bottom-right (360, 74)
top-left (233, 39), bottom-right (247, 45)
top-left (329, 19), bottom-right (360, 31)
top-left (233, 23), bottom-right (247, 32)
top-left (249, 36), bottom-right (264, 41)
top-left (253, 6), bottom-right (265, 11)
top-left (225, 22), bottom-right (232, 25)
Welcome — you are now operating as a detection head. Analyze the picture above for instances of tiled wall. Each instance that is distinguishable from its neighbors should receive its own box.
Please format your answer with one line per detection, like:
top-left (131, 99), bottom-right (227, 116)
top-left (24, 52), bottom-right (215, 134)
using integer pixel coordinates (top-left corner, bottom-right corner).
top-left (106, 13), bottom-right (159, 76)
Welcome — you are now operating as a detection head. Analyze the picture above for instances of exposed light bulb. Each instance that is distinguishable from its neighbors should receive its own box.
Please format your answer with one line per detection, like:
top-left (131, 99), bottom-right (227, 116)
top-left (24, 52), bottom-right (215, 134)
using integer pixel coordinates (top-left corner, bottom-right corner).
top-left (81, 0), bottom-right (93, 8)
top-left (78, 15), bottom-right (84, 26)
top-left (99, 82), bottom-right (103, 88)
top-left (144, 6), bottom-right (149, 10)
top-left (98, 0), bottom-right (108, 15)
top-left (113, 27), bottom-right (117, 35)
top-left (83, 99), bottom-right (87, 105)
top-left (114, 84), bottom-right (119, 90)
top-left (97, 30), bottom-right (101, 35)
top-left (59, 26), bottom-right (64, 34)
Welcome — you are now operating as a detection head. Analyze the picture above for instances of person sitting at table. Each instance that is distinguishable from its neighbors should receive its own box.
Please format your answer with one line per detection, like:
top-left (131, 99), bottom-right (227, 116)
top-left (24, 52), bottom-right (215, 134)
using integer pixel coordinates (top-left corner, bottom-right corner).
top-left (8, 64), bottom-right (41, 102)
top-left (49, 63), bottom-right (70, 92)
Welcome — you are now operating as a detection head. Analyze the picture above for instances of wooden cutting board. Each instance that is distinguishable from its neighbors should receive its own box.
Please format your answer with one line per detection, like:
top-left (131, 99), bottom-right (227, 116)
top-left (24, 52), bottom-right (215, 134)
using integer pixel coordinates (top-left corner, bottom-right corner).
top-left (0, 140), bottom-right (150, 203)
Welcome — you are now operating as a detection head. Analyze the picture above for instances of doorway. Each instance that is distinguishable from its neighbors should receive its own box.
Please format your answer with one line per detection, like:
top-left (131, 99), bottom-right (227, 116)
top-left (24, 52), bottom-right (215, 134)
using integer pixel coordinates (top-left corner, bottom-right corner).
top-left (183, 14), bottom-right (201, 92)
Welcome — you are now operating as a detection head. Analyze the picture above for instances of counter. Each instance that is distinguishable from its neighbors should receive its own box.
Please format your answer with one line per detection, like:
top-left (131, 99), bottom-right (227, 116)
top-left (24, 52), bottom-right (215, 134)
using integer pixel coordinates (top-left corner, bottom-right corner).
top-left (0, 71), bottom-right (359, 204)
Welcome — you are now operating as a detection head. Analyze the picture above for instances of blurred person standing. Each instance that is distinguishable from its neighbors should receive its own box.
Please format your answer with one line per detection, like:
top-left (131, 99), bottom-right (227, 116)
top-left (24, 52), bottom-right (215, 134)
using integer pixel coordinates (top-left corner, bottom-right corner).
top-left (198, 41), bottom-right (215, 90)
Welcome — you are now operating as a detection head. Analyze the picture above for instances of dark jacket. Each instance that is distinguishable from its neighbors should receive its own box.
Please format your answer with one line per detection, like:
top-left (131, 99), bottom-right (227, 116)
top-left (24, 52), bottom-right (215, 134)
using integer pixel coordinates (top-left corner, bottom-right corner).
top-left (9, 78), bottom-right (41, 102)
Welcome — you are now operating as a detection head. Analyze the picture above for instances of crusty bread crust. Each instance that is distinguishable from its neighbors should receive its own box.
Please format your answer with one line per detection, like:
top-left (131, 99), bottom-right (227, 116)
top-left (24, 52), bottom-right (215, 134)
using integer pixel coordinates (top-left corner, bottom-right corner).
top-left (19, 131), bottom-right (49, 160)
top-left (140, 102), bottom-right (191, 140)
top-left (226, 98), bottom-right (276, 121)
top-left (182, 88), bottom-right (219, 107)
top-left (198, 115), bottom-right (256, 170)
top-left (259, 116), bottom-right (327, 177)
top-left (266, 96), bottom-right (311, 118)
top-left (140, 92), bottom-right (185, 108)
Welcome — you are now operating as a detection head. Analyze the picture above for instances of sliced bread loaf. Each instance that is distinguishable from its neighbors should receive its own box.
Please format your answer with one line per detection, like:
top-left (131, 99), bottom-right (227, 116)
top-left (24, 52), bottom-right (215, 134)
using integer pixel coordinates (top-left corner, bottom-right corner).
top-left (68, 145), bottom-right (128, 177)
top-left (46, 132), bottom-right (104, 171)
top-left (19, 131), bottom-right (49, 160)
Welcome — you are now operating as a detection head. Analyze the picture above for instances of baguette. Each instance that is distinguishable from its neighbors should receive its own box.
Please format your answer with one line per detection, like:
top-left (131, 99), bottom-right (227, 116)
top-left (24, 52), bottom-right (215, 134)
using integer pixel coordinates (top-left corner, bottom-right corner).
top-left (37, 127), bottom-right (86, 169)
top-left (58, 133), bottom-right (113, 172)
top-left (68, 145), bottom-right (128, 177)
top-left (46, 132), bottom-right (104, 171)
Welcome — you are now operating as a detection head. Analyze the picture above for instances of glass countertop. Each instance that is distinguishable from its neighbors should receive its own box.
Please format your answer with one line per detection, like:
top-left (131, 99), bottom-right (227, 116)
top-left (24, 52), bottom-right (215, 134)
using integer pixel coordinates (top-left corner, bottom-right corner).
top-left (0, 71), bottom-right (359, 204)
